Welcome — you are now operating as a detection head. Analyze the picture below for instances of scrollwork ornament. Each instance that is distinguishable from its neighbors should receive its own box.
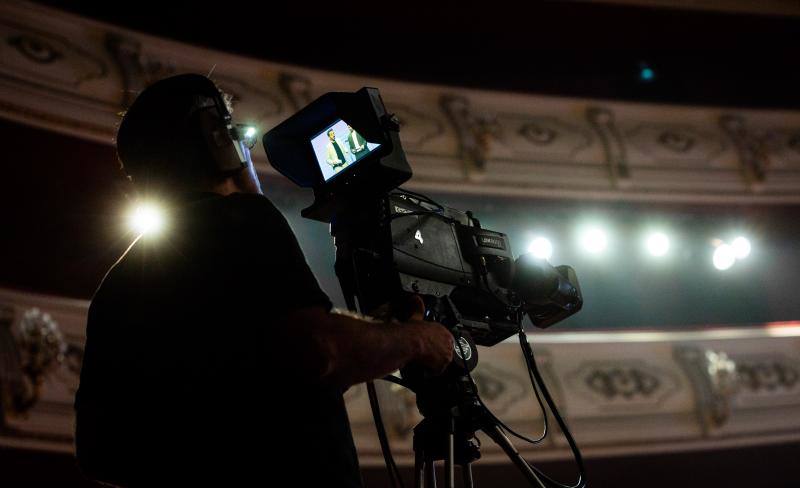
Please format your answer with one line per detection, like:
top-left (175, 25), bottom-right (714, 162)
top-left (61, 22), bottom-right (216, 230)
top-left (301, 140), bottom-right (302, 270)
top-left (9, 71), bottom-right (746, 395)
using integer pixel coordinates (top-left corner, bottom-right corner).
top-left (658, 130), bottom-right (695, 153)
top-left (719, 114), bottom-right (770, 190)
top-left (587, 107), bottom-right (630, 186)
top-left (7, 35), bottom-right (62, 64)
top-left (17, 308), bottom-right (66, 380)
top-left (0, 307), bottom-right (67, 421)
top-left (440, 94), bottom-right (497, 179)
top-left (519, 122), bottom-right (557, 146)
top-left (674, 345), bottom-right (739, 433)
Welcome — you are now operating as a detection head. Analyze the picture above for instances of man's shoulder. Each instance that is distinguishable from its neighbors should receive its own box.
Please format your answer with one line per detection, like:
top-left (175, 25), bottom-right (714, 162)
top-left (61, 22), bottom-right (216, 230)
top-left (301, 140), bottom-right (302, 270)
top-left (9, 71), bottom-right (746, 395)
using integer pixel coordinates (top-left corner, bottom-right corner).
top-left (189, 192), bottom-right (285, 226)
top-left (223, 192), bottom-right (279, 212)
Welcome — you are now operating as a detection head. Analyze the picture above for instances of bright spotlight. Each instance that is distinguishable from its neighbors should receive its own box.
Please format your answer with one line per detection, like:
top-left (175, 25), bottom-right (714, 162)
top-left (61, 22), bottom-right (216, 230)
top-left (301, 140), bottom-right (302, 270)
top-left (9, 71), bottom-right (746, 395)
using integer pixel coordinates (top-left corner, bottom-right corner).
top-left (527, 237), bottom-right (553, 260)
top-left (244, 126), bottom-right (257, 138)
top-left (128, 203), bottom-right (165, 236)
top-left (580, 227), bottom-right (608, 255)
top-left (731, 236), bottom-right (751, 259)
top-left (645, 232), bottom-right (670, 257)
top-left (713, 244), bottom-right (736, 271)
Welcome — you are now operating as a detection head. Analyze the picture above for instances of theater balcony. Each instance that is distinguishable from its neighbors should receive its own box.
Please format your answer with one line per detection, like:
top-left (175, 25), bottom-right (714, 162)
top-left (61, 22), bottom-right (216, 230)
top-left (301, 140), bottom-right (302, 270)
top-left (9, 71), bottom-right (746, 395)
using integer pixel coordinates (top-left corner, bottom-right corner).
top-left (1, 1), bottom-right (799, 486)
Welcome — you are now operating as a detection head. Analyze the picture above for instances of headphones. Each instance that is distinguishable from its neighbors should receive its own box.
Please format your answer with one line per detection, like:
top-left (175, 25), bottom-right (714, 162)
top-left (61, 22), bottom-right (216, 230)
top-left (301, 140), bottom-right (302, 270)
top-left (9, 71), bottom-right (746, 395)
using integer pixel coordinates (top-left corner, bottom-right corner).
top-left (190, 82), bottom-right (257, 175)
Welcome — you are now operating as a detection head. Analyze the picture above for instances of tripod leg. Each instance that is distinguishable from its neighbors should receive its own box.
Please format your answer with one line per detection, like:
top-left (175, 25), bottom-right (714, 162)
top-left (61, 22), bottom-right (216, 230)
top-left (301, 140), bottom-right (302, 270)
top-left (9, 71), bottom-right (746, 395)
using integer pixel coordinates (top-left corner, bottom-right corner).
top-left (482, 425), bottom-right (548, 488)
top-left (445, 416), bottom-right (455, 488)
top-left (415, 447), bottom-right (425, 488)
top-left (462, 464), bottom-right (473, 488)
top-left (425, 456), bottom-right (437, 488)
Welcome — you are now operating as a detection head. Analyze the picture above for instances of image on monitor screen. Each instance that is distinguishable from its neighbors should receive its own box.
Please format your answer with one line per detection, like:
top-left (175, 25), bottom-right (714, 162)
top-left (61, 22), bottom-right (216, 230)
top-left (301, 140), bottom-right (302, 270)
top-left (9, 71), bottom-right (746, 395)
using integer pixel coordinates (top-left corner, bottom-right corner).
top-left (311, 120), bottom-right (381, 181)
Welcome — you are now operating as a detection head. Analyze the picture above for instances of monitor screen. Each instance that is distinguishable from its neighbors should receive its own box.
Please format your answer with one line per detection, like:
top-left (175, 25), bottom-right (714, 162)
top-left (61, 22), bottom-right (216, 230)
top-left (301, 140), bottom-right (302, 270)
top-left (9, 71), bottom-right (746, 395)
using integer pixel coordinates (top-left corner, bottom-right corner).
top-left (311, 119), bottom-right (381, 181)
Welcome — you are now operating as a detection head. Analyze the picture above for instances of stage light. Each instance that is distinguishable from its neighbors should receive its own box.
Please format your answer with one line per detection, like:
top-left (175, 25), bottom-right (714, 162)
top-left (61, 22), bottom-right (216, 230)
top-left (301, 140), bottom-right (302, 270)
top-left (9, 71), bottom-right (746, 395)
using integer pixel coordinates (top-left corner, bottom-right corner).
top-left (580, 227), bottom-right (608, 255)
top-left (731, 236), bottom-right (751, 259)
top-left (527, 237), bottom-right (553, 260)
top-left (645, 232), bottom-right (670, 257)
top-left (128, 203), bottom-right (165, 237)
top-left (713, 244), bottom-right (736, 271)
top-left (244, 126), bottom-right (256, 138)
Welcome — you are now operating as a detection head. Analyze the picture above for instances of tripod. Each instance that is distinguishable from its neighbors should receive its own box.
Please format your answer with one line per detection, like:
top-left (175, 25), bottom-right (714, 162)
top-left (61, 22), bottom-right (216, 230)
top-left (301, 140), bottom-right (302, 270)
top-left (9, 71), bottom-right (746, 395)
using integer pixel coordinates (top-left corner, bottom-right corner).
top-left (407, 343), bottom-right (549, 488)
top-left (413, 407), bottom-right (550, 488)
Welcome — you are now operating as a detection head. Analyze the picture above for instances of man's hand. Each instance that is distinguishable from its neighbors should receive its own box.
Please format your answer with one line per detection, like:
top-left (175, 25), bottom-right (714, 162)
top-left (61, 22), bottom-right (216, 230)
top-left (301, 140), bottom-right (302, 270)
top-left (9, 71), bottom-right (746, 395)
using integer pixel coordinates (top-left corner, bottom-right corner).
top-left (401, 295), bottom-right (455, 375)
top-left (278, 295), bottom-right (456, 389)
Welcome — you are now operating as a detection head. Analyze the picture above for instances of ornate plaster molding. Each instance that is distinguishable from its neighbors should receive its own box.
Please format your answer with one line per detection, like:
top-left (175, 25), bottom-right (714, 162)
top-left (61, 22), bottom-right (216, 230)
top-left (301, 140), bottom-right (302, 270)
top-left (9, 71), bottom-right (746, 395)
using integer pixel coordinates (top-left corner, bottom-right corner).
top-left (2, 1), bottom-right (800, 203)
top-left (2, 287), bottom-right (800, 464)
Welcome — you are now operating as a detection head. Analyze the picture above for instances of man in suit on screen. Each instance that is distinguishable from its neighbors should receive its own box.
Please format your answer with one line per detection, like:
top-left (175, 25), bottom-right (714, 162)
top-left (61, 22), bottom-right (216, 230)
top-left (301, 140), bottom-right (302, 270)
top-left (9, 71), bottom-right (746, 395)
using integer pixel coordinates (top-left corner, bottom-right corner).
top-left (325, 129), bottom-right (351, 174)
top-left (346, 124), bottom-right (369, 161)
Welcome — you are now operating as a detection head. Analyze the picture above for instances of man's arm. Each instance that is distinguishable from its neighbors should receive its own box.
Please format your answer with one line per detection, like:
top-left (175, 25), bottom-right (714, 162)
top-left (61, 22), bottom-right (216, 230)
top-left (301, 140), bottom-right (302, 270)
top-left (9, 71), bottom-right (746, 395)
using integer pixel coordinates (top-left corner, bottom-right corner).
top-left (276, 299), bottom-right (454, 390)
top-left (240, 195), bottom-right (452, 389)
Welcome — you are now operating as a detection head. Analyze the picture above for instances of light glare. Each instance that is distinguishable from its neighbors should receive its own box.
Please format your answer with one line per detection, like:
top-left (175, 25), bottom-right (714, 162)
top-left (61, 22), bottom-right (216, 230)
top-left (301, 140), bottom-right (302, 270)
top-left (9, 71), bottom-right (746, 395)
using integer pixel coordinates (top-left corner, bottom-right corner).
top-left (527, 237), bottom-right (553, 260)
top-left (731, 236), bottom-right (751, 259)
top-left (645, 232), bottom-right (670, 257)
top-left (713, 244), bottom-right (736, 271)
top-left (129, 203), bottom-right (165, 236)
top-left (244, 126), bottom-right (256, 138)
top-left (580, 227), bottom-right (608, 254)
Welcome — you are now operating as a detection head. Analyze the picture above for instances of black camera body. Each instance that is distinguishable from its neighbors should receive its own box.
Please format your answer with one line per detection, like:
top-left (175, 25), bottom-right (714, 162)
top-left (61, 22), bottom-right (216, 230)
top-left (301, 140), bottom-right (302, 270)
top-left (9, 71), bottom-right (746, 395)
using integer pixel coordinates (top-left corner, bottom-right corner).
top-left (331, 192), bottom-right (520, 346)
top-left (263, 87), bottom-right (582, 345)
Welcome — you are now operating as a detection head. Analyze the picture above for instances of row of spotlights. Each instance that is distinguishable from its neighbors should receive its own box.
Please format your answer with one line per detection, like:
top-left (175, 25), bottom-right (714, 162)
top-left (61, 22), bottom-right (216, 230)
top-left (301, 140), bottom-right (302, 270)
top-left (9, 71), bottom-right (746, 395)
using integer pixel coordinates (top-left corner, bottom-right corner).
top-left (127, 202), bottom-right (753, 273)
top-left (527, 232), bottom-right (751, 270)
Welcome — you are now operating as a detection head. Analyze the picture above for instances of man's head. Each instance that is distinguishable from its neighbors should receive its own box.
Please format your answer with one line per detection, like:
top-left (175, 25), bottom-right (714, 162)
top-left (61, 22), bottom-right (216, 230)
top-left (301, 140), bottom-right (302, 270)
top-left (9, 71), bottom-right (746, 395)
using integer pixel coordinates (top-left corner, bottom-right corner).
top-left (327, 129), bottom-right (336, 141)
top-left (116, 74), bottom-right (262, 198)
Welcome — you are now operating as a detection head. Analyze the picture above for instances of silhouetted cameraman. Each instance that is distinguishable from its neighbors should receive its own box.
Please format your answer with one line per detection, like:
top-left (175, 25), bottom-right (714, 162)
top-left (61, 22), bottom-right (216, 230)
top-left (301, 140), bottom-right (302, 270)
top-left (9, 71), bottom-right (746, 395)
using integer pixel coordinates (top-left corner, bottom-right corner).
top-left (74, 74), bottom-right (453, 487)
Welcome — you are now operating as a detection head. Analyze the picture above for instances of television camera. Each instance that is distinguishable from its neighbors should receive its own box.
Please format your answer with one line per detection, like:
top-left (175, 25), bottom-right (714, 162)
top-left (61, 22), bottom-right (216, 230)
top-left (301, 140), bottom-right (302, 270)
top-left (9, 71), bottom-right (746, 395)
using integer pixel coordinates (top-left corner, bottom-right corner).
top-left (264, 87), bottom-right (586, 488)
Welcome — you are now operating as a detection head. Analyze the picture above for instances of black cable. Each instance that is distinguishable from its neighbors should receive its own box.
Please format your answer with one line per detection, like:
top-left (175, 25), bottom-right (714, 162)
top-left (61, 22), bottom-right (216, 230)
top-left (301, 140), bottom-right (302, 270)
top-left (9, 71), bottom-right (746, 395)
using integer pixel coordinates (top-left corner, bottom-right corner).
top-left (452, 331), bottom-right (548, 446)
top-left (367, 381), bottom-right (405, 488)
top-left (522, 352), bottom-right (550, 441)
top-left (517, 330), bottom-right (587, 488)
top-left (383, 374), bottom-right (409, 388)
top-left (453, 330), bottom-right (586, 488)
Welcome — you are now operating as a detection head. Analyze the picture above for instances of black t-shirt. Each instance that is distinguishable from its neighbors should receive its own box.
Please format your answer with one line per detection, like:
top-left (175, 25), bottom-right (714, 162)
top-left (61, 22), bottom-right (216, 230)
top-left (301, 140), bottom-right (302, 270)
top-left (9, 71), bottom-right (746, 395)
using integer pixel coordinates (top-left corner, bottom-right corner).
top-left (74, 192), bottom-right (362, 487)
